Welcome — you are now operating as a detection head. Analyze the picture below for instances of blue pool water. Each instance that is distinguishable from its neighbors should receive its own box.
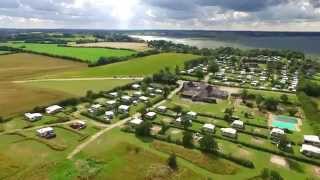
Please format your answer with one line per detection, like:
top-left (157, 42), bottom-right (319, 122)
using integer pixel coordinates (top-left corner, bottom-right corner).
top-left (272, 121), bottom-right (296, 131)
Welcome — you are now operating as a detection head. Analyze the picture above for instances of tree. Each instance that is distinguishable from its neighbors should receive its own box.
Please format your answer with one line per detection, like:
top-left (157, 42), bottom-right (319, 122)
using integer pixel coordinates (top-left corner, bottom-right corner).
top-left (175, 65), bottom-right (180, 75)
top-left (208, 61), bottom-right (219, 74)
top-left (172, 105), bottom-right (183, 117)
top-left (280, 94), bottom-right (289, 104)
top-left (0, 116), bottom-right (3, 123)
top-left (195, 69), bottom-right (204, 80)
top-left (181, 117), bottom-right (192, 129)
top-left (260, 168), bottom-right (283, 180)
top-left (167, 153), bottom-right (178, 170)
top-left (199, 134), bottom-right (218, 153)
top-left (182, 131), bottom-right (194, 148)
top-left (288, 108), bottom-right (298, 117)
top-left (263, 97), bottom-right (279, 111)
top-left (278, 135), bottom-right (291, 151)
top-left (224, 107), bottom-right (234, 121)
top-left (135, 121), bottom-right (152, 137)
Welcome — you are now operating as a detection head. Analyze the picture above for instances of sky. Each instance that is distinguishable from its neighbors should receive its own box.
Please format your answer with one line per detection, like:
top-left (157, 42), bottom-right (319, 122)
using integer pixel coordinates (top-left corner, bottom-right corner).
top-left (0, 0), bottom-right (320, 31)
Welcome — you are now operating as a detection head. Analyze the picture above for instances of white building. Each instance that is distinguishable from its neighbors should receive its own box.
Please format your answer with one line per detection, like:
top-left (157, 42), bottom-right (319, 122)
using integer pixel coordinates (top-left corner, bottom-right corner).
top-left (118, 105), bottom-right (130, 114)
top-left (231, 120), bottom-right (244, 129)
top-left (304, 135), bottom-right (320, 147)
top-left (300, 144), bottom-right (320, 158)
top-left (109, 92), bottom-right (118, 98)
top-left (270, 128), bottom-right (285, 142)
top-left (221, 128), bottom-right (237, 138)
top-left (139, 96), bottom-right (149, 102)
top-left (121, 95), bottom-right (132, 103)
top-left (24, 113), bottom-right (43, 121)
top-left (157, 106), bottom-right (167, 113)
top-left (46, 105), bottom-right (63, 114)
top-left (145, 112), bottom-right (157, 119)
top-left (133, 91), bottom-right (143, 97)
top-left (132, 84), bottom-right (140, 89)
top-left (186, 111), bottom-right (197, 120)
top-left (104, 111), bottom-right (114, 120)
top-left (202, 123), bottom-right (215, 133)
top-left (37, 127), bottom-right (55, 138)
top-left (88, 104), bottom-right (102, 113)
top-left (155, 89), bottom-right (163, 94)
top-left (106, 100), bottom-right (117, 107)
top-left (129, 118), bottom-right (143, 126)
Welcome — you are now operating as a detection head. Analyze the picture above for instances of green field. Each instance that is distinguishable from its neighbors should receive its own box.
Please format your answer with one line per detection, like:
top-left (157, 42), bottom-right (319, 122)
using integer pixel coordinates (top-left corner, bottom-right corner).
top-left (55, 53), bottom-right (200, 78)
top-left (22, 79), bottom-right (137, 96)
top-left (3, 42), bottom-right (136, 63)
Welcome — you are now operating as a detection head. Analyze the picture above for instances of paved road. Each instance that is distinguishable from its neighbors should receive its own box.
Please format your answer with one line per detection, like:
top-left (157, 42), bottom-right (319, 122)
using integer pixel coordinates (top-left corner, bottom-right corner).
top-left (66, 113), bottom-right (140, 159)
top-left (13, 77), bottom-right (144, 83)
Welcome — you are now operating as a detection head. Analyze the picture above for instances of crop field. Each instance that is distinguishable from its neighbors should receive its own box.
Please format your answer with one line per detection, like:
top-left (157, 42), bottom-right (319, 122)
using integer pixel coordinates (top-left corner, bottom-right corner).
top-left (21, 79), bottom-right (137, 96)
top-left (70, 42), bottom-right (150, 51)
top-left (3, 42), bottom-right (137, 63)
top-left (55, 53), bottom-right (200, 78)
top-left (0, 53), bottom-right (134, 117)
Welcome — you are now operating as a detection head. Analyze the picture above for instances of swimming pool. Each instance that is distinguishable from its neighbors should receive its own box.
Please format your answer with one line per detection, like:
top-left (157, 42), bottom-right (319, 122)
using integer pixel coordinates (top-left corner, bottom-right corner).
top-left (272, 120), bottom-right (296, 131)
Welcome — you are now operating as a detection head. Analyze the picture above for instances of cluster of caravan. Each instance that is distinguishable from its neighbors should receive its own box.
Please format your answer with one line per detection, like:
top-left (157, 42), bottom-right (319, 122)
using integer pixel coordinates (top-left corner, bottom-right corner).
top-left (25, 105), bottom-right (87, 139)
top-left (88, 84), bottom-right (163, 122)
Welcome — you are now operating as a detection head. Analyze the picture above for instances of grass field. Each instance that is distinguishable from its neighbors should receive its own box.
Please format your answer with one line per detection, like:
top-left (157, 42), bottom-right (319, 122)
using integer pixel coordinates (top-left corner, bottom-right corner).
top-left (22, 79), bottom-right (136, 96)
top-left (70, 42), bottom-right (150, 51)
top-left (3, 42), bottom-right (136, 63)
top-left (55, 53), bottom-right (200, 78)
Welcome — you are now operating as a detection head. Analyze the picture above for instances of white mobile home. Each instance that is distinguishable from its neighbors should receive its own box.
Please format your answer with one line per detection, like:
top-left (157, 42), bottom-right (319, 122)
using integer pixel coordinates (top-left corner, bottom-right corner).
top-left (129, 118), bottom-right (143, 127)
top-left (145, 112), bottom-right (157, 120)
top-left (24, 113), bottom-right (43, 121)
top-left (88, 104), bottom-right (103, 113)
top-left (104, 111), bottom-right (114, 120)
top-left (300, 144), bottom-right (320, 158)
top-left (304, 135), bottom-right (320, 147)
top-left (270, 128), bottom-right (285, 142)
top-left (202, 123), bottom-right (215, 133)
top-left (221, 128), bottom-right (237, 138)
top-left (37, 127), bottom-right (55, 138)
top-left (46, 105), bottom-right (63, 114)
top-left (109, 92), bottom-right (118, 98)
top-left (157, 106), bottom-right (167, 113)
top-left (118, 105), bottom-right (130, 114)
top-left (186, 111), bottom-right (197, 120)
top-left (132, 84), bottom-right (140, 89)
top-left (231, 120), bottom-right (244, 129)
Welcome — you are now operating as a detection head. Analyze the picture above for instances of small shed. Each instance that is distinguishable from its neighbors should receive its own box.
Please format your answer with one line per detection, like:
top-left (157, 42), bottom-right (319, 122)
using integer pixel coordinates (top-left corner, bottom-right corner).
top-left (145, 112), bottom-right (157, 120)
top-left (221, 128), bottom-right (237, 138)
top-left (46, 105), bottom-right (63, 114)
top-left (202, 123), bottom-right (215, 133)
top-left (24, 113), bottom-right (43, 121)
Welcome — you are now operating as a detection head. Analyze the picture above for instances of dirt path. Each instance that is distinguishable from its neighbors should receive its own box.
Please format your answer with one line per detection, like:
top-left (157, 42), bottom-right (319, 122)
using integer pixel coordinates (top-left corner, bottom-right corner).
top-left (66, 113), bottom-right (140, 159)
top-left (12, 77), bottom-right (144, 83)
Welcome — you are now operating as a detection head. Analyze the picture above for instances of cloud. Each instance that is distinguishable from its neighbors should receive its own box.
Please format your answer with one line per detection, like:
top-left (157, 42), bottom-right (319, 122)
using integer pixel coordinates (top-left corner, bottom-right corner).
top-left (0, 0), bottom-right (318, 31)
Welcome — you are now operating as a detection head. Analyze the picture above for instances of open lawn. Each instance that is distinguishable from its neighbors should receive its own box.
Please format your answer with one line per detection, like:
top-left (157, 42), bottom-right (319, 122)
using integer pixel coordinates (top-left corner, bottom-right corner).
top-left (70, 42), bottom-right (150, 51)
top-left (3, 42), bottom-right (136, 63)
top-left (55, 53), bottom-right (200, 78)
top-left (247, 89), bottom-right (298, 104)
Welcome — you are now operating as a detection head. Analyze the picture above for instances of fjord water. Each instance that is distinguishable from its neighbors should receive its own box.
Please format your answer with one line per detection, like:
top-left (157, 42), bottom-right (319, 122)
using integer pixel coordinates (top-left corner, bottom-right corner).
top-left (131, 34), bottom-right (320, 57)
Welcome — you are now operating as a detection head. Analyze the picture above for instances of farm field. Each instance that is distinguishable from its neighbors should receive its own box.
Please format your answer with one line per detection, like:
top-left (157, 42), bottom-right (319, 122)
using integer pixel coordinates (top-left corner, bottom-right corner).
top-left (3, 42), bottom-right (137, 63)
top-left (0, 53), bottom-right (134, 117)
top-left (54, 53), bottom-right (200, 78)
top-left (70, 42), bottom-right (150, 51)
top-left (21, 79), bottom-right (137, 96)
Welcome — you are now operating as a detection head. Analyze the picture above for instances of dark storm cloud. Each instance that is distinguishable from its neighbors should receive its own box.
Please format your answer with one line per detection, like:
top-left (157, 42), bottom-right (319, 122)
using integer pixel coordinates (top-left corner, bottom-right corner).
top-left (197, 0), bottom-right (288, 12)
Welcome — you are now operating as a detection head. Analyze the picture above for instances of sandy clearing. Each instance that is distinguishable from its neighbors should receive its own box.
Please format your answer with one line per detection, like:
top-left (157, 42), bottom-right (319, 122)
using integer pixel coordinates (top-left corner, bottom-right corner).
top-left (270, 155), bottom-right (288, 168)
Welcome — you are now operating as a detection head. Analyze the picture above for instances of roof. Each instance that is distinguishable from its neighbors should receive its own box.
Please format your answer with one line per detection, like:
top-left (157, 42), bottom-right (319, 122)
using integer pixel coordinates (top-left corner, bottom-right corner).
top-left (105, 111), bottom-right (114, 116)
top-left (25, 113), bottom-right (42, 119)
top-left (37, 127), bottom-right (54, 134)
top-left (176, 117), bottom-right (182, 122)
top-left (109, 92), bottom-right (118, 96)
top-left (139, 96), bottom-right (149, 101)
top-left (132, 84), bottom-right (140, 88)
top-left (304, 135), bottom-right (320, 143)
top-left (203, 123), bottom-right (215, 130)
top-left (146, 112), bottom-right (156, 117)
top-left (91, 104), bottom-right (102, 109)
top-left (187, 111), bottom-right (197, 116)
top-left (301, 144), bottom-right (320, 154)
top-left (75, 120), bottom-right (86, 125)
top-left (130, 118), bottom-right (143, 125)
top-left (46, 105), bottom-right (62, 113)
top-left (121, 95), bottom-right (131, 100)
top-left (221, 128), bottom-right (237, 134)
top-left (119, 105), bottom-right (130, 110)
top-left (157, 106), bottom-right (167, 110)
top-left (271, 128), bottom-right (285, 135)
top-left (107, 100), bottom-right (116, 105)
top-left (232, 120), bottom-right (244, 126)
